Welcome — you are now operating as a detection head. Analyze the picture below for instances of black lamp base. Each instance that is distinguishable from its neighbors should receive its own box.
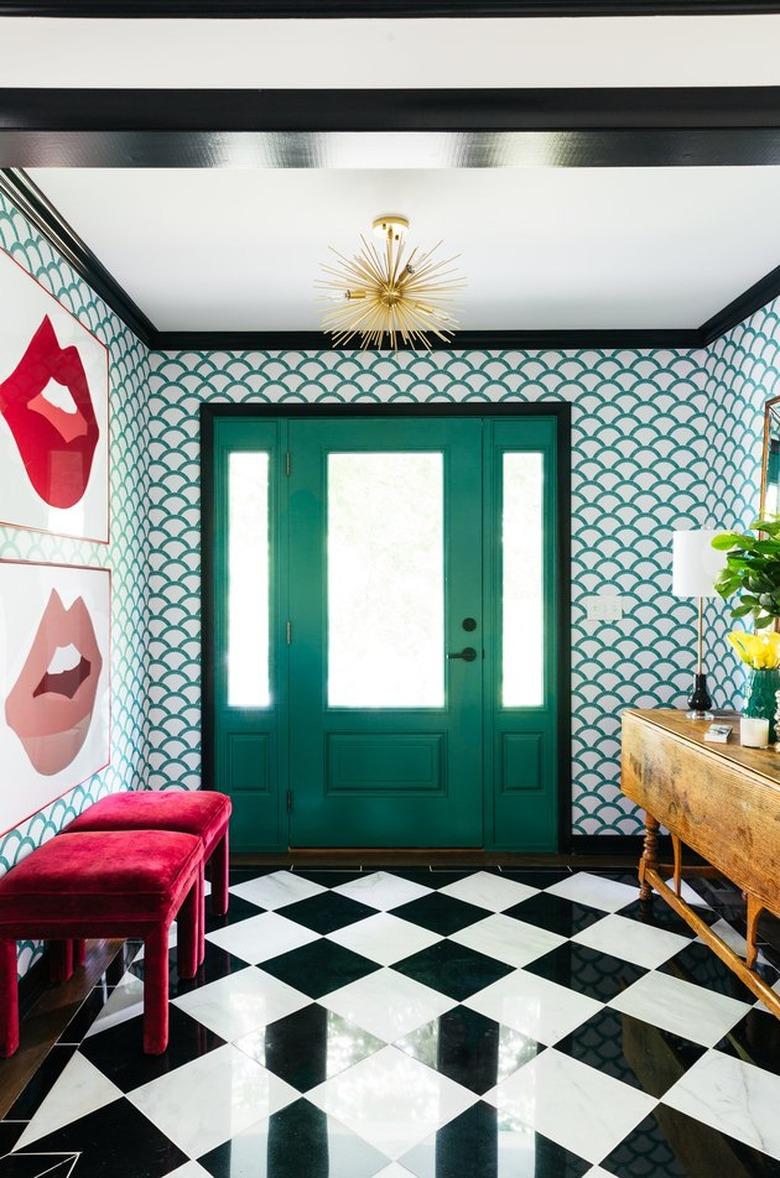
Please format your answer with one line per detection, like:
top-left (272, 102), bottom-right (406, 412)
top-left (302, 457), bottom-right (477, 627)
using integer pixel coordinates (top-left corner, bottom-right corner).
top-left (687, 672), bottom-right (713, 720)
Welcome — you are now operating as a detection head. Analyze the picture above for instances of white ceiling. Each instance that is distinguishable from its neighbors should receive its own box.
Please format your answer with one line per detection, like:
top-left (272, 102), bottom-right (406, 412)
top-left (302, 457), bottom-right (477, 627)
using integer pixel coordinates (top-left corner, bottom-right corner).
top-left (28, 165), bottom-right (780, 332)
top-left (3, 15), bottom-right (780, 88)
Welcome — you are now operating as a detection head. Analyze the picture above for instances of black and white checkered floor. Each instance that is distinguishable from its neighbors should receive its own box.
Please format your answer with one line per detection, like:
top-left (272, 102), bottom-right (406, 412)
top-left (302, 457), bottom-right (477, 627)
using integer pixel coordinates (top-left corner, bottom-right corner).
top-left (2, 867), bottom-right (780, 1177)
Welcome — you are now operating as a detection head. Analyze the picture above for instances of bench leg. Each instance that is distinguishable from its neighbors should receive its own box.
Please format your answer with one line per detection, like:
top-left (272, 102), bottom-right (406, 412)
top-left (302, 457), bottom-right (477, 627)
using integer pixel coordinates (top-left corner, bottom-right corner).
top-left (143, 926), bottom-right (169, 1055)
top-left (0, 938), bottom-right (19, 1057)
top-left (49, 940), bottom-right (74, 984)
top-left (177, 880), bottom-right (199, 981)
top-left (74, 939), bottom-right (87, 968)
top-left (211, 828), bottom-right (230, 916)
top-left (197, 870), bottom-right (205, 965)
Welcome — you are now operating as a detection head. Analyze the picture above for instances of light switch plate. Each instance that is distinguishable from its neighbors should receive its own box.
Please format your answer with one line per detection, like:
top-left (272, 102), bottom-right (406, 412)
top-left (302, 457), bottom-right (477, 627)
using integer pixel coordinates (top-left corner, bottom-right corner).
top-left (585, 594), bottom-right (624, 622)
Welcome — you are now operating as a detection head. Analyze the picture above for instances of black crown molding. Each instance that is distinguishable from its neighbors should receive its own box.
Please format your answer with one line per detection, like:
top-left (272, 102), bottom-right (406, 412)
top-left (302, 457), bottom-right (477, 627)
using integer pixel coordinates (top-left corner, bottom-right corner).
top-left (0, 167), bottom-right (156, 346)
top-left (1, 1), bottom-right (779, 14)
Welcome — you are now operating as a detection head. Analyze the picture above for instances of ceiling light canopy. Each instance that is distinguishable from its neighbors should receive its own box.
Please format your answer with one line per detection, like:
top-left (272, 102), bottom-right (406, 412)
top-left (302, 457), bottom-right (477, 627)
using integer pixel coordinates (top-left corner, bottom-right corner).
top-left (318, 214), bottom-right (465, 350)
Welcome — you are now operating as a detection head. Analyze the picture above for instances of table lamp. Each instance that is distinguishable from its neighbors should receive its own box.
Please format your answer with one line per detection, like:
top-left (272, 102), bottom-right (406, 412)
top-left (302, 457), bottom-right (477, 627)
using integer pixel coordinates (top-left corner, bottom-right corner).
top-left (672, 528), bottom-right (726, 719)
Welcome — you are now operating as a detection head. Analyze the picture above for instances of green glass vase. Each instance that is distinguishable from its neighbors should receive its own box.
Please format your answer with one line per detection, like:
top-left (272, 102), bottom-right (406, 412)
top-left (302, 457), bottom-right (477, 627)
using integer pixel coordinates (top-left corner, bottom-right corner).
top-left (744, 667), bottom-right (780, 744)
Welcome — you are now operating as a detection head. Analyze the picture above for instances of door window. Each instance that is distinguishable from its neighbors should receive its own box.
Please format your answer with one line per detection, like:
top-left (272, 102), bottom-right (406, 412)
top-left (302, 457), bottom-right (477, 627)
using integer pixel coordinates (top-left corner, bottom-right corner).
top-left (327, 451), bottom-right (445, 708)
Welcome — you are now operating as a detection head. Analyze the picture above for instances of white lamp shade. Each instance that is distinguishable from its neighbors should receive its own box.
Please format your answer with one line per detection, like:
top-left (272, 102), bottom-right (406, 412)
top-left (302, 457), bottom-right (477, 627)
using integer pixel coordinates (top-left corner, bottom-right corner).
top-left (672, 529), bottom-right (726, 598)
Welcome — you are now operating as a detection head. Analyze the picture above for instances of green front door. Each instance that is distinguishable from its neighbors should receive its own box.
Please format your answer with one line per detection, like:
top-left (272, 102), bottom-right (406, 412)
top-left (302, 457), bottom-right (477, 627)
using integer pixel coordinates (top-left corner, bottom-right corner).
top-left (208, 411), bottom-right (560, 852)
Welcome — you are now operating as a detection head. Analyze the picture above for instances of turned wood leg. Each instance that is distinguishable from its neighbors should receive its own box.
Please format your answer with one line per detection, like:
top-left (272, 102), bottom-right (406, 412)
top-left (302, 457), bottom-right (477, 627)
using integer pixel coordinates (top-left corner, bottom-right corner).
top-left (746, 894), bottom-right (764, 970)
top-left (639, 812), bottom-right (660, 903)
top-left (672, 834), bottom-right (683, 898)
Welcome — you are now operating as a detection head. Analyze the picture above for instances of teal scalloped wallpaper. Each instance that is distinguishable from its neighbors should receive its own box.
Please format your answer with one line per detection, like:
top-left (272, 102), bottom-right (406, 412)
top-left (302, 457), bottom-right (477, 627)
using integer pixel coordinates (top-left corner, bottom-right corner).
top-left (148, 345), bottom-right (750, 837)
top-left (0, 191), bottom-right (151, 977)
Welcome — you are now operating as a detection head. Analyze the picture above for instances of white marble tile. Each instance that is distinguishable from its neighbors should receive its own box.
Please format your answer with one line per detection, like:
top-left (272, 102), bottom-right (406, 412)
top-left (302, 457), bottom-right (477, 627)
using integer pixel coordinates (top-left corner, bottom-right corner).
top-left (206, 911), bottom-right (320, 963)
top-left (572, 912), bottom-right (689, 969)
top-left (130, 1043), bottom-right (297, 1158)
top-left (327, 912), bottom-right (442, 965)
top-left (449, 913), bottom-right (565, 969)
top-left (609, 969), bottom-right (749, 1048)
top-left (679, 880), bottom-right (710, 908)
top-left (332, 871), bottom-right (433, 912)
top-left (320, 967), bottom-right (455, 1042)
top-left (545, 872), bottom-right (638, 913)
top-left (14, 1053), bottom-right (122, 1149)
top-left (162, 1164), bottom-right (212, 1178)
top-left (584, 1168), bottom-right (621, 1177)
top-left (309, 1044), bottom-right (476, 1160)
top-left (464, 968), bottom-right (602, 1045)
top-left (229, 870), bottom-right (325, 911)
top-left (83, 972), bottom-right (145, 1038)
top-left (663, 1050), bottom-right (780, 1161)
top-left (375, 1167), bottom-right (415, 1177)
top-left (485, 1048), bottom-right (655, 1165)
top-left (172, 966), bottom-right (309, 1040)
top-left (704, 918), bottom-right (758, 960)
top-left (437, 871), bottom-right (538, 912)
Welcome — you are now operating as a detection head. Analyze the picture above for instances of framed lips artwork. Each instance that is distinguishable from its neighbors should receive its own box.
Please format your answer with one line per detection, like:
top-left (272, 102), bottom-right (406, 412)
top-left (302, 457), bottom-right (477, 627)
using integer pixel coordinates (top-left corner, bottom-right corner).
top-left (0, 560), bottom-right (110, 835)
top-left (0, 247), bottom-right (109, 544)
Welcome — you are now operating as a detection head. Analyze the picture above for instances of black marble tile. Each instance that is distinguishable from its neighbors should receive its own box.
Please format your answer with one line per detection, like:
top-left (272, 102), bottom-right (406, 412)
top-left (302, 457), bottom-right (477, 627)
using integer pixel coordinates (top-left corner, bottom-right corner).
top-left (555, 1006), bottom-right (705, 1099)
top-left (130, 940), bottom-right (246, 998)
top-left (602, 1106), bottom-right (780, 1178)
top-left (500, 868), bottom-right (572, 888)
top-left (391, 892), bottom-right (488, 935)
top-left (228, 867), bottom-right (279, 885)
top-left (714, 1008), bottom-right (780, 1078)
top-left (58, 986), bottom-right (115, 1044)
top-left (289, 869), bottom-right (365, 889)
top-left (198, 1097), bottom-right (389, 1177)
top-left (395, 1005), bottom-right (541, 1095)
top-left (393, 939), bottom-right (512, 1001)
top-left (204, 894), bottom-right (265, 935)
top-left (79, 1006), bottom-right (225, 1092)
top-left (0, 1153), bottom-right (79, 1176)
top-left (503, 892), bottom-right (604, 938)
top-left (524, 942), bottom-right (646, 1003)
top-left (280, 892), bottom-right (375, 934)
top-left (0, 1121), bottom-right (25, 1155)
top-left (619, 897), bottom-right (705, 939)
top-left (98, 940), bottom-right (142, 988)
top-left (660, 939), bottom-right (777, 1005)
top-left (401, 1100), bottom-right (591, 1178)
top-left (8, 1099), bottom-right (187, 1178)
top-left (259, 940), bottom-right (379, 998)
top-left (5, 1045), bottom-right (77, 1120)
top-left (236, 1006), bottom-right (383, 1091)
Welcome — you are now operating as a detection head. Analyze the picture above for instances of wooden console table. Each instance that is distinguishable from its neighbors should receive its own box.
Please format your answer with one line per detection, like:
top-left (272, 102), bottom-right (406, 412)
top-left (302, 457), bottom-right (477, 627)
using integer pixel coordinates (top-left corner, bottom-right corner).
top-left (622, 708), bottom-right (780, 1019)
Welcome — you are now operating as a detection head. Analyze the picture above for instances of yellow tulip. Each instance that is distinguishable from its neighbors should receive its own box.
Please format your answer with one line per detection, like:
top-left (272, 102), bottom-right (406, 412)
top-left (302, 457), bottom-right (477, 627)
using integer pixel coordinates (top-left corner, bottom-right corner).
top-left (727, 630), bottom-right (780, 669)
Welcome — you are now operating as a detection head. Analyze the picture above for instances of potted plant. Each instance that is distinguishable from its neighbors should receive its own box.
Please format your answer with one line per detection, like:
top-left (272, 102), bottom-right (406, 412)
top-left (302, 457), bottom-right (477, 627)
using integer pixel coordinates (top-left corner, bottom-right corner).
top-left (713, 518), bottom-right (780, 739)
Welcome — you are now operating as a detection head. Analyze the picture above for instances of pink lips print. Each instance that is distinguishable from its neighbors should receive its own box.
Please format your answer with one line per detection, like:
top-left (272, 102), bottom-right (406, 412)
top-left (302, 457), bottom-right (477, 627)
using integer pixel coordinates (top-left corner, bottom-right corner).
top-left (5, 589), bottom-right (103, 776)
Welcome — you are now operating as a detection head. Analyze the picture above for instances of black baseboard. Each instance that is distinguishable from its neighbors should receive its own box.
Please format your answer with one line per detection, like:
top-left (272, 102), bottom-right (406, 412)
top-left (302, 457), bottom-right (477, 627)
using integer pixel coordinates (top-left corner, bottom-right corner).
top-left (570, 834), bottom-right (668, 858)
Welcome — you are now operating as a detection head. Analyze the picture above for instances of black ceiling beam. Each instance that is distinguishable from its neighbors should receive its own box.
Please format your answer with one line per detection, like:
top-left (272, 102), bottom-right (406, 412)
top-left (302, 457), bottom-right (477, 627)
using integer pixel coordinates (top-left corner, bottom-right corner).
top-left (699, 260), bottom-right (780, 345)
top-left (3, 88), bottom-right (780, 169)
top-left (1, 1), bottom-right (779, 14)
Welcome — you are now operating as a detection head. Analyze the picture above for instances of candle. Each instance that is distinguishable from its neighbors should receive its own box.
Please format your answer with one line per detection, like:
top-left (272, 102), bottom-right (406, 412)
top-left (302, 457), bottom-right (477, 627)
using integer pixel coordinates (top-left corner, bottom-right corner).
top-left (740, 717), bottom-right (770, 749)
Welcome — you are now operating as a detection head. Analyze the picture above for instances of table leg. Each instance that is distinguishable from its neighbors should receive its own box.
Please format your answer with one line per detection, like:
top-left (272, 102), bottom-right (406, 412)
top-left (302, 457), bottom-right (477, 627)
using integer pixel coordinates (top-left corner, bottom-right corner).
top-left (746, 894), bottom-right (764, 970)
top-left (672, 834), bottom-right (683, 898)
top-left (639, 812), bottom-right (660, 903)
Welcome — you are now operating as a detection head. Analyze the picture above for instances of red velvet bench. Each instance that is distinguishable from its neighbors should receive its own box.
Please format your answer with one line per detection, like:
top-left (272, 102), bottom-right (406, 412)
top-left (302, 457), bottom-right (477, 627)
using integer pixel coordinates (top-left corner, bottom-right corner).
top-left (65, 791), bottom-right (232, 965)
top-left (0, 830), bottom-right (202, 1057)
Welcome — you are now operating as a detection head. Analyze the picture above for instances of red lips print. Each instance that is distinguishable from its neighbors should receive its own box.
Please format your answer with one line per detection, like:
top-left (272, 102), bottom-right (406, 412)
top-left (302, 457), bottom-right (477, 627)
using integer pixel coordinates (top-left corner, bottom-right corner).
top-left (0, 315), bottom-right (100, 508)
top-left (5, 589), bottom-right (103, 776)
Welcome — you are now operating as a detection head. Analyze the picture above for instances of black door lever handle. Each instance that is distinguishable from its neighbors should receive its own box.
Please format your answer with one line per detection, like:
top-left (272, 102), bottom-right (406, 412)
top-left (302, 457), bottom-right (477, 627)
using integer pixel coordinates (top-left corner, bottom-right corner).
top-left (447, 647), bottom-right (477, 662)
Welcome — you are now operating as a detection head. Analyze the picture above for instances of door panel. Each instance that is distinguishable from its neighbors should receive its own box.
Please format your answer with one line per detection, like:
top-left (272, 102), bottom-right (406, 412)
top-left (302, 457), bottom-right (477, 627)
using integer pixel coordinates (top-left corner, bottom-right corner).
top-left (486, 417), bottom-right (559, 850)
top-left (211, 417), bottom-right (286, 851)
top-left (287, 418), bottom-right (483, 847)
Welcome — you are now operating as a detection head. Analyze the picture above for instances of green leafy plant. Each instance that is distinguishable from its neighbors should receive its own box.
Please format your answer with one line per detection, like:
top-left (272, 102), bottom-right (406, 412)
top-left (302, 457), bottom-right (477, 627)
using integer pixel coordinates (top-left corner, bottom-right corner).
top-left (712, 517), bottom-right (780, 628)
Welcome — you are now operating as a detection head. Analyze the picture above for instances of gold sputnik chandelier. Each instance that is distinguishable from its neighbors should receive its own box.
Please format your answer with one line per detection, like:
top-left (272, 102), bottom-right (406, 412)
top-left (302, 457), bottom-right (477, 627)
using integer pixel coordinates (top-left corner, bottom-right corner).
top-left (318, 214), bottom-right (465, 350)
